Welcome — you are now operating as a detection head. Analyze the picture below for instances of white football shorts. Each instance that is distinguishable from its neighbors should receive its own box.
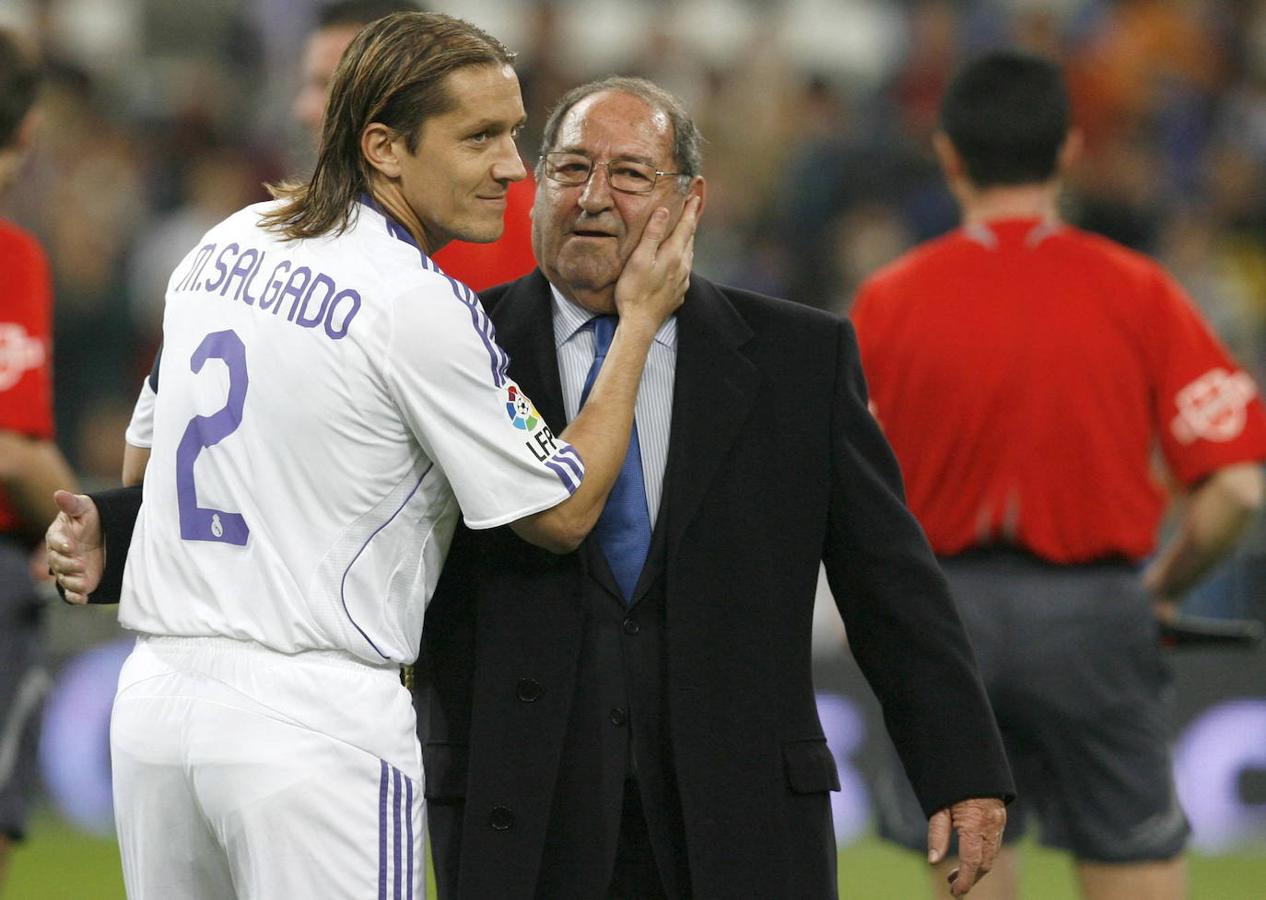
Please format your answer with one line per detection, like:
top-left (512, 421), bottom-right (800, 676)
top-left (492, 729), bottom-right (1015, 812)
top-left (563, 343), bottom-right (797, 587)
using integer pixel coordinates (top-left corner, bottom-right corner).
top-left (111, 634), bottom-right (423, 899)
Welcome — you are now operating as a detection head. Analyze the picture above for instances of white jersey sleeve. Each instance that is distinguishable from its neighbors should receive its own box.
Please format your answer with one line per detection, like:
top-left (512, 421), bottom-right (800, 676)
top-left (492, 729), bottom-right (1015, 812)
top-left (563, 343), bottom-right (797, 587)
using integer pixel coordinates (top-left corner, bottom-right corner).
top-left (125, 371), bottom-right (158, 448)
top-left (385, 274), bottom-right (583, 530)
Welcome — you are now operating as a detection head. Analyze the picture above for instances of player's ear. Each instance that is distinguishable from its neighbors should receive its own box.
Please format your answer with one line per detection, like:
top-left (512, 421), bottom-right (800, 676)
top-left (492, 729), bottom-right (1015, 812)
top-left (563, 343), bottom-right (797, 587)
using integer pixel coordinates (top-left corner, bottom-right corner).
top-left (361, 122), bottom-right (405, 179)
top-left (685, 175), bottom-right (706, 220)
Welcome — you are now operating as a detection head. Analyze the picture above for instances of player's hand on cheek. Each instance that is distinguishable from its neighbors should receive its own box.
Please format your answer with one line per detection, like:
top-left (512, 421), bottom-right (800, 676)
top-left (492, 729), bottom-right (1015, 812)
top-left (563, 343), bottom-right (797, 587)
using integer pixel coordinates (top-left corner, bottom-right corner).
top-left (613, 195), bottom-right (699, 329)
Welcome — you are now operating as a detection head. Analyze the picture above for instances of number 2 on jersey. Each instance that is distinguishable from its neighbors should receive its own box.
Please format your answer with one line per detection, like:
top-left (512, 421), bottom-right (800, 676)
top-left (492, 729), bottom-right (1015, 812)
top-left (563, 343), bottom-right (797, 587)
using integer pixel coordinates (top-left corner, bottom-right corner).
top-left (176, 330), bottom-right (250, 545)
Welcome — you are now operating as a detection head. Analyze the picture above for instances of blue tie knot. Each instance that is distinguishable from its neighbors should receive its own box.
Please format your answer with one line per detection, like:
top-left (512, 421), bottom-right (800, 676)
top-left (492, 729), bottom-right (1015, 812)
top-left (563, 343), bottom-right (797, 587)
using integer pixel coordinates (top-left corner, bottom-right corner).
top-left (591, 315), bottom-right (617, 361)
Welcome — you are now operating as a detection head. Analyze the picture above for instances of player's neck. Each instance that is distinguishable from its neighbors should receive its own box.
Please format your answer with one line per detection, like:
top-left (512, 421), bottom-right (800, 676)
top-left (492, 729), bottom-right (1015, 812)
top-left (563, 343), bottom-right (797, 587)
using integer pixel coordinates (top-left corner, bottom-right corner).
top-left (368, 183), bottom-right (447, 256)
top-left (961, 183), bottom-right (1060, 227)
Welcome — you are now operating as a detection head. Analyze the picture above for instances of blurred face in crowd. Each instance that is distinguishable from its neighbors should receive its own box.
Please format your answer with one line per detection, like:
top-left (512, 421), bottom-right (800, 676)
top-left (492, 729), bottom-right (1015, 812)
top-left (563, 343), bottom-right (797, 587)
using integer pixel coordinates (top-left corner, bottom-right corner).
top-left (371, 63), bottom-right (527, 252)
top-left (293, 24), bottom-right (360, 144)
top-left (532, 90), bottom-right (704, 314)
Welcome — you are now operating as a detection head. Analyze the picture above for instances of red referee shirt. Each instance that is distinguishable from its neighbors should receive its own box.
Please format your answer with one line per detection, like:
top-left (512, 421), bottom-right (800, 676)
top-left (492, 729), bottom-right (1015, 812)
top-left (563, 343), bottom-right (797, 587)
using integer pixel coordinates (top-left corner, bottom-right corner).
top-left (0, 219), bottom-right (56, 534)
top-left (852, 217), bottom-right (1266, 564)
top-left (433, 174), bottom-right (537, 291)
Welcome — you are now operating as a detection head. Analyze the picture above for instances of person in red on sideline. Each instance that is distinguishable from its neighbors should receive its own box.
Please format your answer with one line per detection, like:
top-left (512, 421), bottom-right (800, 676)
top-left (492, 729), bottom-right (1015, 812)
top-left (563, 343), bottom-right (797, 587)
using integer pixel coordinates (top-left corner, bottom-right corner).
top-left (852, 51), bottom-right (1266, 900)
top-left (0, 26), bottom-right (79, 889)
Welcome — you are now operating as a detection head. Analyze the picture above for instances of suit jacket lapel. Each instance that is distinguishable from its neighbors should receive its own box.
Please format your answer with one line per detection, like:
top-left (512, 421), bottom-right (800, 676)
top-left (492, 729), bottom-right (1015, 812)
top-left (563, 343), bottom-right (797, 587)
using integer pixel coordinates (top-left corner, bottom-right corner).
top-left (659, 276), bottom-right (758, 568)
top-left (490, 273), bottom-right (758, 604)
top-left (631, 278), bottom-right (757, 605)
top-left (487, 271), bottom-right (623, 599)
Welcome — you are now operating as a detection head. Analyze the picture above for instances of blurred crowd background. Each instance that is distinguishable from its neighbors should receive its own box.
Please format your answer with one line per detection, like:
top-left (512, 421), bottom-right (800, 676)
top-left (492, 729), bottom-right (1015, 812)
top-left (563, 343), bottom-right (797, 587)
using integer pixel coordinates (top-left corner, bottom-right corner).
top-left (2, 0), bottom-right (1265, 616)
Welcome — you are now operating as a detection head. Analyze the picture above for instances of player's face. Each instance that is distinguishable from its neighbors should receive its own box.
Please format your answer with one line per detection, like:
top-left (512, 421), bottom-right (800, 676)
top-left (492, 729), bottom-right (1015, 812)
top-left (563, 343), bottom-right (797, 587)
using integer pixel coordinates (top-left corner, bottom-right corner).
top-left (398, 64), bottom-right (528, 252)
top-left (292, 24), bottom-right (359, 146)
top-left (532, 91), bottom-right (695, 315)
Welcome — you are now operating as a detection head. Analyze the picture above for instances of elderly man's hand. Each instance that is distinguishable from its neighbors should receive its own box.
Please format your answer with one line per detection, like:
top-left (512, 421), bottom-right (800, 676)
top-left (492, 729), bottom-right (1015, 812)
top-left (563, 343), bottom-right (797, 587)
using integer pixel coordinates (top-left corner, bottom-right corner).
top-left (45, 490), bottom-right (104, 604)
top-left (927, 796), bottom-right (1006, 896)
top-left (612, 195), bottom-right (699, 329)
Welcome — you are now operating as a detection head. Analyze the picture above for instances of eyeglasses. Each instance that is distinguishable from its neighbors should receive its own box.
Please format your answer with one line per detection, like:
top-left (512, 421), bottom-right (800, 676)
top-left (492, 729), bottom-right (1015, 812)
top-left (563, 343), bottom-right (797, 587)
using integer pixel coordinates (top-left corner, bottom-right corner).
top-left (540, 152), bottom-right (685, 195)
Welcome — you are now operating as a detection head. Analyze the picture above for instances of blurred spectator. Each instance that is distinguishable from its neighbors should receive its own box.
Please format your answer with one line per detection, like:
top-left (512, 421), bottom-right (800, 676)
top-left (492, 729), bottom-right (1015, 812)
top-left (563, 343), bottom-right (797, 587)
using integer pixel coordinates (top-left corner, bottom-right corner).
top-left (0, 25), bottom-right (78, 888)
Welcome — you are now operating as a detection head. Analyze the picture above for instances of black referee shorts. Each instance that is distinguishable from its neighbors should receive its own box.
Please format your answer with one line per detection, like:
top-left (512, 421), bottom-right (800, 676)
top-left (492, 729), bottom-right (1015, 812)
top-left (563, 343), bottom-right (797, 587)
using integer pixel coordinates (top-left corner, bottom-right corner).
top-left (0, 538), bottom-right (48, 842)
top-left (873, 550), bottom-right (1189, 863)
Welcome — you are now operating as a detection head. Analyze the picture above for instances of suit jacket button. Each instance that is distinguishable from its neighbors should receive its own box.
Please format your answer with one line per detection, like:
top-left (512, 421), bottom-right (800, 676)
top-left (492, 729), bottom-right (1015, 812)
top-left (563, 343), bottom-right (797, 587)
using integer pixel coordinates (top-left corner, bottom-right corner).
top-left (516, 678), bottom-right (543, 702)
top-left (609, 706), bottom-right (628, 726)
top-left (489, 806), bottom-right (515, 831)
top-left (622, 617), bottom-right (640, 636)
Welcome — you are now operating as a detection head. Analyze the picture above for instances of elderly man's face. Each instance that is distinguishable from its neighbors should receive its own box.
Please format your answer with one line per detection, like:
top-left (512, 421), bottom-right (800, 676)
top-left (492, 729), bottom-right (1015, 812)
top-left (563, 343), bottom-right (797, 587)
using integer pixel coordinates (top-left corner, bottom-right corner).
top-left (532, 90), bottom-right (700, 314)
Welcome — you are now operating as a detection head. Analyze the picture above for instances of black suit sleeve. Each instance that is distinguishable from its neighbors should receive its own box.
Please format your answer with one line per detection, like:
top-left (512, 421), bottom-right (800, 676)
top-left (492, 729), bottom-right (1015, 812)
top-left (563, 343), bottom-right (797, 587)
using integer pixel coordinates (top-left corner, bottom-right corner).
top-left (821, 318), bottom-right (1014, 816)
top-left (84, 485), bottom-right (143, 604)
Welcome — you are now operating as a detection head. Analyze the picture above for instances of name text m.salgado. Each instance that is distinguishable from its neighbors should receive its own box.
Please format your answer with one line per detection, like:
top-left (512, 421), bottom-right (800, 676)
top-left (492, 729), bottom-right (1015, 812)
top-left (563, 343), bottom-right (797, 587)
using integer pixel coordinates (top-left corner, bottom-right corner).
top-left (174, 242), bottom-right (361, 341)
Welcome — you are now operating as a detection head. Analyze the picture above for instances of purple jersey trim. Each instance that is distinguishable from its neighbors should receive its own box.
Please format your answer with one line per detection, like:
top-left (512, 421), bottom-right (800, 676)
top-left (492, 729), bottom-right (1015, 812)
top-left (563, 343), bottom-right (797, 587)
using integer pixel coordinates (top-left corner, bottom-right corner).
top-left (544, 459), bottom-right (580, 494)
top-left (393, 767), bottom-right (403, 900)
top-left (339, 463), bottom-right (433, 659)
top-left (357, 194), bottom-right (438, 271)
top-left (553, 446), bottom-right (584, 482)
top-left (446, 276), bottom-right (509, 388)
top-left (405, 775), bottom-right (414, 900)
top-left (378, 760), bottom-right (389, 900)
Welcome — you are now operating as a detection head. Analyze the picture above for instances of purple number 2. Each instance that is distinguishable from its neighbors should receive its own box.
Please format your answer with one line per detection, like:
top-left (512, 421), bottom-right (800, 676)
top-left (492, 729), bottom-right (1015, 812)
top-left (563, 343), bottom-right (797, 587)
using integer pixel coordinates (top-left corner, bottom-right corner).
top-left (175, 330), bottom-right (250, 545)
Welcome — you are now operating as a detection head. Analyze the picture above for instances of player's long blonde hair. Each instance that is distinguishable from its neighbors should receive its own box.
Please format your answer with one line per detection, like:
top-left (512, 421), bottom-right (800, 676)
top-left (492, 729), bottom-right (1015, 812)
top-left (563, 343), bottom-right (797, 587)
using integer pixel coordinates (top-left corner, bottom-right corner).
top-left (260, 12), bottom-right (515, 241)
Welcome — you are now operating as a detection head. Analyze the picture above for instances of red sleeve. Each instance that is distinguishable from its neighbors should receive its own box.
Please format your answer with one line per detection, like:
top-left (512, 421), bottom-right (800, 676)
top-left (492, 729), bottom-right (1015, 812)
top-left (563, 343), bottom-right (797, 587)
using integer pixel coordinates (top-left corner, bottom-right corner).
top-left (1148, 266), bottom-right (1266, 484)
top-left (0, 223), bottom-right (55, 440)
top-left (433, 175), bottom-right (537, 291)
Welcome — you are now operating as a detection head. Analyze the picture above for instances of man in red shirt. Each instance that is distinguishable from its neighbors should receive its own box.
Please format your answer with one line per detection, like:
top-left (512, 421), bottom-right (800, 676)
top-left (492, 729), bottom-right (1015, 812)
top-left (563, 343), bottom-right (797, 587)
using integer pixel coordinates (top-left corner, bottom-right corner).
top-left (0, 27), bottom-right (78, 886)
top-left (852, 51), bottom-right (1266, 900)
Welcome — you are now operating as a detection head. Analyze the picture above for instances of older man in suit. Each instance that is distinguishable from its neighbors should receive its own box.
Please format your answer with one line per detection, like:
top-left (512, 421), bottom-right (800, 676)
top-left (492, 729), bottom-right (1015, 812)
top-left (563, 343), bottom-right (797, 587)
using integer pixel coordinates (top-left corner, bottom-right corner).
top-left (417, 76), bottom-right (1012, 900)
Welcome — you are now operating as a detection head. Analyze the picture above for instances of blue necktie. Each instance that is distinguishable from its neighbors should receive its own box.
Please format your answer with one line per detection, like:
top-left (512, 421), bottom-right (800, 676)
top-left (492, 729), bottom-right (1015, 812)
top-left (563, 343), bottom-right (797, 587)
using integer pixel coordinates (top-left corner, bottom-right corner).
top-left (579, 316), bottom-right (652, 603)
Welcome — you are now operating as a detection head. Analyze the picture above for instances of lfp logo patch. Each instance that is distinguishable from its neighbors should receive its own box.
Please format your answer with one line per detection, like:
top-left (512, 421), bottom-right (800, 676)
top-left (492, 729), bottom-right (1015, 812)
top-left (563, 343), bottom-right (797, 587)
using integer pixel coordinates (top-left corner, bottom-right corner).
top-left (506, 385), bottom-right (540, 431)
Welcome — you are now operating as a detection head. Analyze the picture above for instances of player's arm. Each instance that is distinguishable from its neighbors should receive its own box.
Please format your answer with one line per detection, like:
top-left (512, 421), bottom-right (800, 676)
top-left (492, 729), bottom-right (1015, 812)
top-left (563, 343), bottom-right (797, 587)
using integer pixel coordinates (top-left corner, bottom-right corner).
top-left (122, 444), bottom-right (150, 487)
top-left (509, 198), bottom-right (698, 553)
top-left (121, 349), bottom-right (160, 487)
top-left (0, 428), bottom-right (77, 542)
top-left (1143, 462), bottom-right (1265, 610)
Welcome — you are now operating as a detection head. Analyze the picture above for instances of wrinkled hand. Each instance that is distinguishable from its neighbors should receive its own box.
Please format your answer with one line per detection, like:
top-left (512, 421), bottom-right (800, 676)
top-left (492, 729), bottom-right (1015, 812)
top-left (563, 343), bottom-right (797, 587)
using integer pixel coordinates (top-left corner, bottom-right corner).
top-left (613, 195), bottom-right (699, 329)
top-left (928, 796), bottom-right (1006, 896)
top-left (44, 490), bottom-right (104, 605)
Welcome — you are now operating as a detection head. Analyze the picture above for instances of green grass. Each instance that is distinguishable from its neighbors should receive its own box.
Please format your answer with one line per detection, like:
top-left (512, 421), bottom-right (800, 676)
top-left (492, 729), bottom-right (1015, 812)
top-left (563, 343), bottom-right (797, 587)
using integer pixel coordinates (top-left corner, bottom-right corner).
top-left (8, 807), bottom-right (1264, 898)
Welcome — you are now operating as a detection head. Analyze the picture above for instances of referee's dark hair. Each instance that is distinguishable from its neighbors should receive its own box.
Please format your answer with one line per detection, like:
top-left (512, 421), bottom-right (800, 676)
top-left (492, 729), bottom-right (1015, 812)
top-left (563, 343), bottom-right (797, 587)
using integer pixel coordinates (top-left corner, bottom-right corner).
top-left (0, 28), bottom-right (41, 151)
top-left (940, 50), bottom-right (1069, 188)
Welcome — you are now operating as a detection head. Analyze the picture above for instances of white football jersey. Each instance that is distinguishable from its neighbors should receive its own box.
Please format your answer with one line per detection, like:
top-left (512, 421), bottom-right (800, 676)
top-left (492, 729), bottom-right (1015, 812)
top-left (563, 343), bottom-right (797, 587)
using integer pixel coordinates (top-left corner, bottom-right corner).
top-left (121, 198), bottom-right (582, 664)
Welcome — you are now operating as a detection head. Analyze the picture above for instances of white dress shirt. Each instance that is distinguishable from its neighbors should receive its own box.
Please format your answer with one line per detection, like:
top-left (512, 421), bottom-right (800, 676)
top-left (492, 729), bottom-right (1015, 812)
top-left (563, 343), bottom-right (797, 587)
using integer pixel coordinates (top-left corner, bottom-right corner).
top-left (549, 284), bottom-right (676, 525)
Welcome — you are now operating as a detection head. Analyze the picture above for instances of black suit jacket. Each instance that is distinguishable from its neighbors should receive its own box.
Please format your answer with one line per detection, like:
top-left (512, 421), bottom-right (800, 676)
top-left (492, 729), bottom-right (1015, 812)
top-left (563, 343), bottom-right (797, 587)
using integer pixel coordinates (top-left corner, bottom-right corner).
top-left (417, 271), bottom-right (1012, 899)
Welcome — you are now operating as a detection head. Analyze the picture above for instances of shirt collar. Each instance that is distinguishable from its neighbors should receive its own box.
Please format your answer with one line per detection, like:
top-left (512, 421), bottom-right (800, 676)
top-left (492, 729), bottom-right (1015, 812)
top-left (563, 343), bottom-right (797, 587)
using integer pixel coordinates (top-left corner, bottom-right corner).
top-left (549, 282), bottom-right (678, 351)
top-left (358, 193), bottom-right (437, 267)
top-left (963, 217), bottom-right (1062, 250)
